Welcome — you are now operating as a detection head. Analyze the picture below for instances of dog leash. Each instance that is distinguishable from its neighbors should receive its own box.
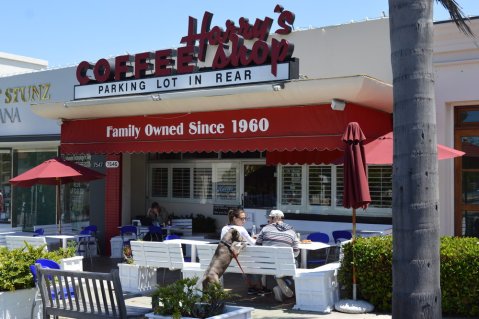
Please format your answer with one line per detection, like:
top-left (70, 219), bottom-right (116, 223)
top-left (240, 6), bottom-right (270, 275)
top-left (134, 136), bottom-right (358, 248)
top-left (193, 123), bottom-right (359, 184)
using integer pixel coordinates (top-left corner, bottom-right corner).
top-left (220, 240), bottom-right (251, 285)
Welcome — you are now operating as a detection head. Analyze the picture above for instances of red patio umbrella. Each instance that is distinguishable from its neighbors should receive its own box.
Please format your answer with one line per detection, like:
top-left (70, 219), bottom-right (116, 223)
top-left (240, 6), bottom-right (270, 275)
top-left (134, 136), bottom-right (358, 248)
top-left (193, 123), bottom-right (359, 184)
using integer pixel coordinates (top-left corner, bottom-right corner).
top-left (342, 122), bottom-right (371, 301)
top-left (365, 132), bottom-right (465, 164)
top-left (9, 157), bottom-right (105, 234)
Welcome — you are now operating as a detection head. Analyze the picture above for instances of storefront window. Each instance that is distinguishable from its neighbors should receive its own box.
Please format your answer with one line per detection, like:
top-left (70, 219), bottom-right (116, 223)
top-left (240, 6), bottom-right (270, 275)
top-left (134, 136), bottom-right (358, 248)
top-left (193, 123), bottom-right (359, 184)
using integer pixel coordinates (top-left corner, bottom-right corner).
top-left (194, 167), bottom-right (212, 200)
top-left (0, 150), bottom-right (12, 223)
top-left (12, 150), bottom-right (57, 229)
top-left (281, 166), bottom-right (302, 205)
top-left (369, 166), bottom-right (393, 208)
top-left (308, 166), bottom-right (332, 206)
top-left (214, 165), bottom-right (237, 201)
top-left (151, 167), bottom-right (168, 197)
top-left (172, 167), bottom-right (191, 198)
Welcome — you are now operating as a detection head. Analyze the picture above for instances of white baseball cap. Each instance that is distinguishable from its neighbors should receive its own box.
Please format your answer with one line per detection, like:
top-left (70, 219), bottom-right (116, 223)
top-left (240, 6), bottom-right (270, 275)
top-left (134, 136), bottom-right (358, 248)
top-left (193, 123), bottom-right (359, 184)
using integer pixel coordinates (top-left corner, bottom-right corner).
top-left (269, 210), bottom-right (284, 218)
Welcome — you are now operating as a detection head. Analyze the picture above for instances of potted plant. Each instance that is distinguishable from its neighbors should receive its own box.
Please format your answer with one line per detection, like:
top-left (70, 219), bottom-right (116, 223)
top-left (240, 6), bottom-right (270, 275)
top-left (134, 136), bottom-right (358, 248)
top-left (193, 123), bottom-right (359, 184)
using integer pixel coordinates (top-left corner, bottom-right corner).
top-left (148, 277), bottom-right (253, 319)
top-left (117, 244), bottom-right (157, 293)
top-left (0, 243), bottom-right (77, 318)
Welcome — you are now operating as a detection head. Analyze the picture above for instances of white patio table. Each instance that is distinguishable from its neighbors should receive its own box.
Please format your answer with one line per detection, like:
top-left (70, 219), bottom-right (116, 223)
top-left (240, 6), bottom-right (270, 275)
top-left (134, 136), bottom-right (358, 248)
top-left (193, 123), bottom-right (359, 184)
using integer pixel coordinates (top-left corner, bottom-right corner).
top-left (298, 241), bottom-right (332, 268)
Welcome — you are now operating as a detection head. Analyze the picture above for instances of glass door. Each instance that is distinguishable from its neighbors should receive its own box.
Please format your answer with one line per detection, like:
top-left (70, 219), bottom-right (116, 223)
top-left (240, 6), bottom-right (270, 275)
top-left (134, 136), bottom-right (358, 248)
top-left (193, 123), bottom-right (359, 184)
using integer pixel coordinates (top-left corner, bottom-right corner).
top-left (455, 107), bottom-right (479, 237)
top-left (243, 164), bottom-right (276, 209)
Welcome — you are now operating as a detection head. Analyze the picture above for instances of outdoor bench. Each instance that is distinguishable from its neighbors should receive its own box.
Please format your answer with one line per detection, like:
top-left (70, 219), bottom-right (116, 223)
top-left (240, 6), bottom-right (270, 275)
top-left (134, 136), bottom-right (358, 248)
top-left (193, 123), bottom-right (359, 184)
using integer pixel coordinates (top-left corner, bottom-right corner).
top-left (182, 244), bottom-right (340, 313)
top-left (35, 265), bottom-right (150, 318)
top-left (129, 240), bottom-right (199, 272)
top-left (5, 235), bottom-right (48, 250)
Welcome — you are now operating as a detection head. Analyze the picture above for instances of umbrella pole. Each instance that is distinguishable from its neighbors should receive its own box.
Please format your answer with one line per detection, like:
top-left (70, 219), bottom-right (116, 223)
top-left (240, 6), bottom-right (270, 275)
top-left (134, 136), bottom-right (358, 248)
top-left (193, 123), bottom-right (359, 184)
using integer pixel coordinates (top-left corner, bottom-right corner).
top-left (56, 180), bottom-right (62, 235)
top-left (352, 207), bottom-right (357, 300)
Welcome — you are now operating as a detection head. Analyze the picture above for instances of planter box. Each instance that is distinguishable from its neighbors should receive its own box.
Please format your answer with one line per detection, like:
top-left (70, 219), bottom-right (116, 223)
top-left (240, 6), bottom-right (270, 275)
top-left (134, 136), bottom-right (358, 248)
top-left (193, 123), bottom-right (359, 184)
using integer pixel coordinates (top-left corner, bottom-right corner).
top-left (60, 256), bottom-right (84, 271)
top-left (118, 263), bottom-right (157, 293)
top-left (0, 288), bottom-right (36, 319)
top-left (293, 262), bottom-right (340, 313)
top-left (145, 305), bottom-right (253, 319)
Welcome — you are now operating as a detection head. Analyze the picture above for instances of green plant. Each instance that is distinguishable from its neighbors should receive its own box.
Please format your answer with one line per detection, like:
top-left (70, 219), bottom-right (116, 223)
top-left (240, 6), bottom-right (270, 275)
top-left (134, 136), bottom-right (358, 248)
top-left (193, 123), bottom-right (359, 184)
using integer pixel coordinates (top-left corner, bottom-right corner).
top-left (151, 277), bottom-right (238, 319)
top-left (337, 236), bottom-right (479, 317)
top-left (0, 243), bottom-right (76, 291)
top-left (123, 245), bottom-right (134, 264)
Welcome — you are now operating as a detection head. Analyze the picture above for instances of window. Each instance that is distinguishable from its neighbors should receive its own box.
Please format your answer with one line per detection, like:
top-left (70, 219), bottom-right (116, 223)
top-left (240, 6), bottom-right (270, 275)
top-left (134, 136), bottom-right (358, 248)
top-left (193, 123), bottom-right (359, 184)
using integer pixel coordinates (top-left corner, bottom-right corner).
top-left (308, 166), bottom-right (332, 206)
top-left (368, 166), bottom-right (392, 208)
top-left (151, 167), bottom-right (168, 197)
top-left (281, 166), bottom-right (302, 205)
top-left (149, 162), bottom-right (239, 204)
top-left (215, 165), bottom-right (238, 201)
top-left (194, 167), bottom-right (212, 200)
top-left (172, 167), bottom-right (190, 198)
top-left (336, 166), bottom-right (344, 207)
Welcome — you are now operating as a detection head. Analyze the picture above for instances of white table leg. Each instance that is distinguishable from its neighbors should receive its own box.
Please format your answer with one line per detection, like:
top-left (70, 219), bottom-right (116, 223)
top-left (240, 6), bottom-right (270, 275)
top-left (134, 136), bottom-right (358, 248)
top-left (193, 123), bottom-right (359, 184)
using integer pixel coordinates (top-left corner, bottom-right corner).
top-left (301, 249), bottom-right (307, 268)
top-left (191, 244), bottom-right (197, 262)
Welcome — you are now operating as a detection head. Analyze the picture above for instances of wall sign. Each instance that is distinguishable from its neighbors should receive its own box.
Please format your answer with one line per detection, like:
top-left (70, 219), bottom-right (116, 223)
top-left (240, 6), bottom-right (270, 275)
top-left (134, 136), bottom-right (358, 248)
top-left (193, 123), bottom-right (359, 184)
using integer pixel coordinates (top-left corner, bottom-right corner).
top-left (74, 5), bottom-right (297, 100)
top-left (213, 205), bottom-right (241, 216)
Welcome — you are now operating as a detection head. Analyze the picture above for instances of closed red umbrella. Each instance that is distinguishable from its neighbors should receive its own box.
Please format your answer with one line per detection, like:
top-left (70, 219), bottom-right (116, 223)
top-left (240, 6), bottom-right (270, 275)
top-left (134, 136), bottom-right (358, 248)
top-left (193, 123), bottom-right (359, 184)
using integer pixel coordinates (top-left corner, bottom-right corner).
top-left (365, 132), bottom-right (465, 164)
top-left (342, 122), bottom-right (371, 301)
top-left (10, 157), bottom-right (105, 233)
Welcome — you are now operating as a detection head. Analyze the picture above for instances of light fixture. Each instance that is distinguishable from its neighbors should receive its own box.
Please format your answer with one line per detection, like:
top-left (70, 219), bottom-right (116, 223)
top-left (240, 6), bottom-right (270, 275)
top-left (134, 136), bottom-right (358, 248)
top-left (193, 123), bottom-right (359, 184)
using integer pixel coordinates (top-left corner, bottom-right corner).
top-left (331, 98), bottom-right (346, 111)
top-left (272, 83), bottom-right (284, 91)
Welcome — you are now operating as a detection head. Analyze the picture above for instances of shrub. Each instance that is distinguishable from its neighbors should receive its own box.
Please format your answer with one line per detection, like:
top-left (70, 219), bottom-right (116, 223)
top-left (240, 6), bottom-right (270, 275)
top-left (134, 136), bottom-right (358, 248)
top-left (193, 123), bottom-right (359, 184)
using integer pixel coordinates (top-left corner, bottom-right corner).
top-left (151, 277), bottom-right (237, 319)
top-left (0, 242), bottom-right (76, 291)
top-left (337, 236), bottom-right (479, 317)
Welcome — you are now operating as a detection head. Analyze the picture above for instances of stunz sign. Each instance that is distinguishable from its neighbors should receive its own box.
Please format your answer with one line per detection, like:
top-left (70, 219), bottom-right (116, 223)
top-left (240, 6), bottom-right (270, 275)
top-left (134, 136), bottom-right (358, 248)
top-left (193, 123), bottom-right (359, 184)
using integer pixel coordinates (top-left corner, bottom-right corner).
top-left (74, 5), bottom-right (298, 100)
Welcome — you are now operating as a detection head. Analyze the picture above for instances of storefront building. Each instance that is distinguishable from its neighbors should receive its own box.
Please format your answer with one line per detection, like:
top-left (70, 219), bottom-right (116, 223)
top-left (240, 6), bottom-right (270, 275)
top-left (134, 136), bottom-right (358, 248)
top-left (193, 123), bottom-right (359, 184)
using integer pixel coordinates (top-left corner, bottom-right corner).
top-left (0, 55), bottom-right (106, 231)
top-left (0, 53), bottom-right (59, 227)
top-left (17, 8), bottom-right (479, 252)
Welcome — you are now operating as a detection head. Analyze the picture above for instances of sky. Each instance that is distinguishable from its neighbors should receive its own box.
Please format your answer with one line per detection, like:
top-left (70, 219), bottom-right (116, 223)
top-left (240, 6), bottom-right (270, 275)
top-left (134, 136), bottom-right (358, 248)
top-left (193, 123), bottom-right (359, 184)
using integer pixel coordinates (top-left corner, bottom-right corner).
top-left (2, 0), bottom-right (479, 68)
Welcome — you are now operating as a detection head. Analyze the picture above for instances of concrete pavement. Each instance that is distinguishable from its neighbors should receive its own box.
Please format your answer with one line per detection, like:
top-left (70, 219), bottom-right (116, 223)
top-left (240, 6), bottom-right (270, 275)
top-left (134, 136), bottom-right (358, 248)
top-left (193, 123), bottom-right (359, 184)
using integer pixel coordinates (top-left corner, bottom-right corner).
top-left (87, 256), bottom-right (393, 318)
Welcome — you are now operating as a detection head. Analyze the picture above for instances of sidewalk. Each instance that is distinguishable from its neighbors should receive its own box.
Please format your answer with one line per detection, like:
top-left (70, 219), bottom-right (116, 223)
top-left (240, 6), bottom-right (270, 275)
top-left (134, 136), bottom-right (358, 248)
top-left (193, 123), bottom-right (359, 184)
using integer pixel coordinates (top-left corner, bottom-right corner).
top-left (86, 256), bottom-right (393, 318)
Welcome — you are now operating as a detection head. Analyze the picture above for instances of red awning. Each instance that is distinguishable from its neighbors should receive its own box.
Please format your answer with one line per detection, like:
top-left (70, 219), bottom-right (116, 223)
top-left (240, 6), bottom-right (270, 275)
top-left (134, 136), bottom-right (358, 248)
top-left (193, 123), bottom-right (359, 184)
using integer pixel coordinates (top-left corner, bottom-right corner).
top-left (61, 104), bottom-right (392, 155)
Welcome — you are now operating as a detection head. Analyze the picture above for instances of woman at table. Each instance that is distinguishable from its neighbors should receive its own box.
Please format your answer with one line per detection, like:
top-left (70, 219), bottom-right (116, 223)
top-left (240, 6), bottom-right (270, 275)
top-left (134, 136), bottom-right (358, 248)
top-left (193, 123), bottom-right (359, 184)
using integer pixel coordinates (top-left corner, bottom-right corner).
top-left (220, 208), bottom-right (256, 246)
top-left (146, 202), bottom-right (170, 227)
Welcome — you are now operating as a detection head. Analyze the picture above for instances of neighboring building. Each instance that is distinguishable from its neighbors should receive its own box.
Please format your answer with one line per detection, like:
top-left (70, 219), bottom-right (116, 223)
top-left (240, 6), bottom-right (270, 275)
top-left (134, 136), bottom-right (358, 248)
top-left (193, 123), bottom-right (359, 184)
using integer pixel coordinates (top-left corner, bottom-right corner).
top-left (0, 52), bottom-right (47, 75)
top-left (433, 19), bottom-right (479, 237)
top-left (3, 9), bottom-right (478, 254)
top-left (0, 52), bottom-right (54, 226)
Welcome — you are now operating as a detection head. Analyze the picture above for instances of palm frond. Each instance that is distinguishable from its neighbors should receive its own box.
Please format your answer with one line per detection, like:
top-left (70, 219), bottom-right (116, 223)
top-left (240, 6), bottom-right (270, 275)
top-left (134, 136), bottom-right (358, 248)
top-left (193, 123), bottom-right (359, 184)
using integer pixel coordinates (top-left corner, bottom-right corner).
top-left (436, 0), bottom-right (475, 37)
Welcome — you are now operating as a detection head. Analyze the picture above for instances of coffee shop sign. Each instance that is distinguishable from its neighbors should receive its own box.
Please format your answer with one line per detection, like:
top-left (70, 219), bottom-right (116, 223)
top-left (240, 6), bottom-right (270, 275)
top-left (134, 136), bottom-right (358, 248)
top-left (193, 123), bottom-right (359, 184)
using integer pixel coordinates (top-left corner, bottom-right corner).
top-left (76, 5), bottom-right (295, 86)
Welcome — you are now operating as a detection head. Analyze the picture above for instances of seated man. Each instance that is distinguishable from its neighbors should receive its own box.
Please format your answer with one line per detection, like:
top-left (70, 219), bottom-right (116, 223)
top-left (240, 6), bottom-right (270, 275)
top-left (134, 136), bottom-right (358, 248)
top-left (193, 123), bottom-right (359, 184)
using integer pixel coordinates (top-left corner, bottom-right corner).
top-left (254, 209), bottom-right (299, 302)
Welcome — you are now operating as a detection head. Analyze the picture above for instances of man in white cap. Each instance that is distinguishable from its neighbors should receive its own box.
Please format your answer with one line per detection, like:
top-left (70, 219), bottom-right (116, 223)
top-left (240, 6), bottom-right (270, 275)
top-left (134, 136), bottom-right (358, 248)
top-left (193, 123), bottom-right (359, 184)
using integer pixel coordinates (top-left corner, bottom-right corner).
top-left (254, 209), bottom-right (299, 302)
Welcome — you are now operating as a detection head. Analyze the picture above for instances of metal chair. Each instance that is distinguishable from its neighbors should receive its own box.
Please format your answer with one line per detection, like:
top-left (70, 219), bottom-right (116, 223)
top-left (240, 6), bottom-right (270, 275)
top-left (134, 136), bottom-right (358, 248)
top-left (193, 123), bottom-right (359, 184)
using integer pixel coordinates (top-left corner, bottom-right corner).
top-left (30, 259), bottom-right (74, 318)
top-left (120, 225), bottom-right (138, 249)
top-left (332, 230), bottom-right (352, 244)
top-left (84, 225), bottom-right (100, 254)
top-left (164, 234), bottom-right (180, 240)
top-left (146, 225), bottom-right (163, 241)
top-left (306, 232), bottom-right (330, 267)
top-left (77, 228), bottom-right (95, 263)
top-left (33, 228), bottom-right (44, 237)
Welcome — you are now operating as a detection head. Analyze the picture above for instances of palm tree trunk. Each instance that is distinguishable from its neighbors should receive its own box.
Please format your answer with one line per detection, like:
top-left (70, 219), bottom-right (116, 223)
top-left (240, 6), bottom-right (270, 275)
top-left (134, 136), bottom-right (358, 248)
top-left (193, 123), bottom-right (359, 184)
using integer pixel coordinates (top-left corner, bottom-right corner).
top-left (388, 0), bottom-right (441, 318)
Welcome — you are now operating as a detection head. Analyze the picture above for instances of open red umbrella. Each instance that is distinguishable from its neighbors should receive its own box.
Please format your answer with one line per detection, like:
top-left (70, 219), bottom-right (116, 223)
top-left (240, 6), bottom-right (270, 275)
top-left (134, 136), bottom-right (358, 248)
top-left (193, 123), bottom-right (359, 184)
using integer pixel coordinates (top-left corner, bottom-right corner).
top-left (10, 157), bottom-right (105, 234)
top-left (342, 122), bottom-right (371, 301)
top-left (365, 132), bottom-right (465, 164)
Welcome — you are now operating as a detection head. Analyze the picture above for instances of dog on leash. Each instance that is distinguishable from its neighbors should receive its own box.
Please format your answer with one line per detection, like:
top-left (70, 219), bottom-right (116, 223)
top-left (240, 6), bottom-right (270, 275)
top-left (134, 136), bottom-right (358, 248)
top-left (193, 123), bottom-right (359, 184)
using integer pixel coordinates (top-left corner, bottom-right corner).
top-left (202, 228), bottom-right (246, 290)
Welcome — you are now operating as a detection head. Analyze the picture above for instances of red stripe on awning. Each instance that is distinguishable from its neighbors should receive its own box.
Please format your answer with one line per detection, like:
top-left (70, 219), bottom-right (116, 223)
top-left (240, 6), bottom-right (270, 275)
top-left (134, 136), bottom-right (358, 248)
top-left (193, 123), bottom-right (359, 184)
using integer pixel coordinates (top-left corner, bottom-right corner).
top-left (61, 104), bottom-right (392, 155)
